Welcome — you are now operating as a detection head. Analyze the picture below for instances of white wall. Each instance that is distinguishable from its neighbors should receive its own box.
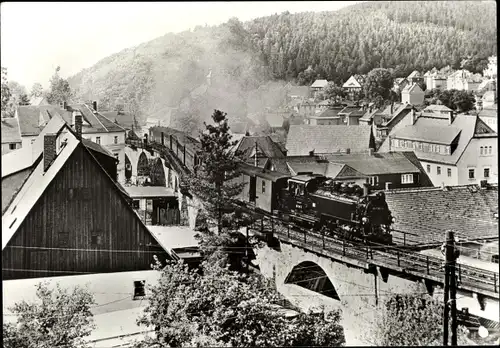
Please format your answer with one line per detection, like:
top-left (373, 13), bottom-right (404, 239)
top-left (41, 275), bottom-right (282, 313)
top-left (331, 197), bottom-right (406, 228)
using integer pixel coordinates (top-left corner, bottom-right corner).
top-left (1, 142), bottom-right (21, 155)
top-left (458, 137), bottom-right (498, 185)
top-left (420, 161), bottom-right (458, 187)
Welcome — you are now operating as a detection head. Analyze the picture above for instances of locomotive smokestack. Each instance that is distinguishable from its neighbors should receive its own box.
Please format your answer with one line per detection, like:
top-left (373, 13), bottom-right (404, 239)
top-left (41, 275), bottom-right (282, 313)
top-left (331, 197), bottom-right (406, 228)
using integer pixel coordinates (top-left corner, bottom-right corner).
top-left (363, 183), bottom-right (370, 196)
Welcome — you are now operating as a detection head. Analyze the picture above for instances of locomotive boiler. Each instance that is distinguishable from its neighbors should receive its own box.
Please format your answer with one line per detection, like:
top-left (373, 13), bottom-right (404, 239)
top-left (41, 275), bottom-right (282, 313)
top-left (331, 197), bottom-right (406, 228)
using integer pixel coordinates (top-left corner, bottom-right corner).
top-left (277, 174), bottom-right (394, 245)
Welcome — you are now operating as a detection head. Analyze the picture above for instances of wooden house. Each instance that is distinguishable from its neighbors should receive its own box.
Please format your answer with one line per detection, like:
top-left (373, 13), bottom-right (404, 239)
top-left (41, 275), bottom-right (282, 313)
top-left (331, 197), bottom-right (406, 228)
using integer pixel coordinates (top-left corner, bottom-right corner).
top-left (2, 115), bottom-right (168, 280)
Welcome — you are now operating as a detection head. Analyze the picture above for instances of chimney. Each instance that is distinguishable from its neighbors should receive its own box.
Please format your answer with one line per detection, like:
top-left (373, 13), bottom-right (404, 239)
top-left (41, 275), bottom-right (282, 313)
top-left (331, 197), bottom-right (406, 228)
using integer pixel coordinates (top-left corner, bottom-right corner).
top-left (368, 148), bottom-right (374, 156)
top-left (448, 111), bottom-right (454, 124)
top-left (144, 134), bottom-right (148, 146)
top-left (309, 149), bottom-right (315, 157)
top-left (44, 134), bottom-right (58, 172)
top-left (363, 183), bottom-right (370, 196)
top-left (92, 101), bottom-right (97, 113)
top-left (391, 101), bottom-right (394, 115)
top-left (63, 101), bottom-right (67, 110)
top-left (74, 112), bottom-right (82, 140)
top-left (410, 108), bottom-right (417, 125)
top-left (385, 182), bottom-right (391, 190)
top-left (161, 132), bottom-right (165, 146)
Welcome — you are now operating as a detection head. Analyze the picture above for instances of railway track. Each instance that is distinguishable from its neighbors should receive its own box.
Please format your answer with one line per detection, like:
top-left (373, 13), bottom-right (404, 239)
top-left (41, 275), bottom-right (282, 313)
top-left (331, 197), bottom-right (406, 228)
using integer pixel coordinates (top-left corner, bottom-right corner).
top-left (246, 210), bottom-right (499, 295)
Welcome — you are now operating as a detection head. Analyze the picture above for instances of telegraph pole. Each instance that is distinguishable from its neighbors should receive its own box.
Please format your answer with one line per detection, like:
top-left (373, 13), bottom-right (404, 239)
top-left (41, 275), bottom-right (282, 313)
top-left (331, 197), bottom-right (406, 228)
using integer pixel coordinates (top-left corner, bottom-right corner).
top-left (443, 230), bottom-right (459, 346)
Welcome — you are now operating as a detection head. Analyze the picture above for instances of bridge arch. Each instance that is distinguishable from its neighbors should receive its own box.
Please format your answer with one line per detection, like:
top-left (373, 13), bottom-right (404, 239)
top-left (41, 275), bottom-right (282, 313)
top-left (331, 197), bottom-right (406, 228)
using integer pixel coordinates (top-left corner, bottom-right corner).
top-left (150, 158), bottom-right (166, 186)
top-left (285, 261), bottom-right (340, 300)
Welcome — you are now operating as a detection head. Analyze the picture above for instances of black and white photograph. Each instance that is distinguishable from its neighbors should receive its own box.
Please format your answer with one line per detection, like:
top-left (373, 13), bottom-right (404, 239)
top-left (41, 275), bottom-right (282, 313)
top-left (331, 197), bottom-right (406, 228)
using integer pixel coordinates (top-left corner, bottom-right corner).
top-left (1, 1), bottom-right (498, 346)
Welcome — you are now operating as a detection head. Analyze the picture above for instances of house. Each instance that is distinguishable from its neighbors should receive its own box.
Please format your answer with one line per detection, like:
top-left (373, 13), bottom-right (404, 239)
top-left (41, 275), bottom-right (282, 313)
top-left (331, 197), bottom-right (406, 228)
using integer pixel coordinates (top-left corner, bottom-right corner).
top-left (1, 115), bottom-right (168, 280)
top-left (1, 117), bottom-right (21, 155)
top-left (15, 102), bottom-right (128, 183)
top-left (393, 77), bottom-right (409, 94)
top-left (28, 96), bottom-right (49, 106)
top-left (447, 70), bottom-right (483, 92)
top-left (264, 108), bottom-right (289, 131)
top-left (476, 104), bottom-right (497, 133)
top-left (297, 100), bottom-right (317, 117)
top-left (477, 79), bottom-right (497, 95)
top-left (342, 75), bottom-right (365, 101)
top-left (375, 103), bottom-right (414, 140)
top-left (306, 107), bottom-right (343, 125)
top-left (310, 79), bottom-right (329, 98)
top-left (401, 83), bottom-right (425, 105)
top-left (378, 109), bottom-right (498, 187)
top-left (125, 186), bottom-right (179, 226)
top-left (424, 71), bottom-right (448, 91)
top-left (386, 184), bottom-right (498, 247)
top-left (233, 135), bottom-right (287, 168)
top-left (421, 104), bottom-right (453, 115)
top-left (407, 70), bottom-right (423, 85)
top-left (483, 56), bottom-right (497, 80)
top-left (337, 106), bottom-right (366, 125)
top-left (264, 151), bottom-right (432, 190)
top-left (285, 125), bottom-right (375, 156)
top-left (100, 110), bottom-right (139, 133)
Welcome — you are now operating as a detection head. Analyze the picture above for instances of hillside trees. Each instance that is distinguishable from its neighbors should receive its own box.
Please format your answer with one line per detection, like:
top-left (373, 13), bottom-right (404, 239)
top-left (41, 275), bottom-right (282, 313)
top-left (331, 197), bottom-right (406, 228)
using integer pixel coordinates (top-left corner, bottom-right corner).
top-left (136, 260), bottom-right (346, 347)
top-left (3, 282), bottom-right (95, 348)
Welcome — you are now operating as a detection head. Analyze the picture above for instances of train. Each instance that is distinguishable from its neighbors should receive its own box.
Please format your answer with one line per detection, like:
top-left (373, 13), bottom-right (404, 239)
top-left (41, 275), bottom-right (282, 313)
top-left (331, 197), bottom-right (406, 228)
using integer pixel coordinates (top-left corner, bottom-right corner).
top-left (237, 165), bottom-right (395, 245)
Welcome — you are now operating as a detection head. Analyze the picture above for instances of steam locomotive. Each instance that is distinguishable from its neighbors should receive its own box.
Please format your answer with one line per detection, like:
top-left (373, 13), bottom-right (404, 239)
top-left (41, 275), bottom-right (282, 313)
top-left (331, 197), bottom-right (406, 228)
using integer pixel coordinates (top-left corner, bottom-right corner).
top-left (276, 174), bottom-right (394, 245)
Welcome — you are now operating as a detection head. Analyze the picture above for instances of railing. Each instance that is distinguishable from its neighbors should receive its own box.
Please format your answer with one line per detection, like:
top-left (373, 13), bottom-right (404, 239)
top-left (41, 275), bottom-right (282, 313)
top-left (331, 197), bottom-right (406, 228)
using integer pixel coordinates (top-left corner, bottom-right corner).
top-left (250, 215), bottom-right (499, 295)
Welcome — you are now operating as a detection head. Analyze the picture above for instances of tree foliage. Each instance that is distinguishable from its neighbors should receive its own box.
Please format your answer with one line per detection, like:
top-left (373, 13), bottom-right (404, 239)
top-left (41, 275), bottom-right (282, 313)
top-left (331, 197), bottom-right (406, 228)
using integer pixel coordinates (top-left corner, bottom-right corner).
top-left (46, 66), bottom-right (75, 105)
top-left (364, 68), bottom-right (394, 102)
top-left (187, 110), bottom-right (255, 272)
top-left (136, 260), bottom-right (346, 347)
top-left (426, 88), bottom-right (476, 112)
top-left (30, 82), bottom-right (44, 98)
top-left (3, 282), bottom-right (96, 348)
top-left (1, 67), bottom-right (12, 112)
top-left (367, 286), bottom-right (470, 346)
top-left (321, 81), bottom-right (346, 102)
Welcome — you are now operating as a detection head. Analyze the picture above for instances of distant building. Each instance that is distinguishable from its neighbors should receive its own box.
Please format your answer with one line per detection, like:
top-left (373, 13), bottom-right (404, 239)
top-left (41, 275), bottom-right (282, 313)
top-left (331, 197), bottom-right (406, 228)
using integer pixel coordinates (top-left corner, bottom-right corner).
top-left (424, 71), bottom-right (448, 91)
top-left (483, 56), bottom-right (497, 80)
top-left (285, 124), bottom-right (375, 156)
top-left (447, 70), bottom-right (483, 92)
top-left (393, 77), bottom-right (409, 94)
top-left (337, 106), bottom-right (366, 125)
top-left (379, 108), bottom-right (498, 186)
top-left (407, 70), bottom-right (424, 85)
top-left (306, 107), bottom-right (343, 126)
top-left (476, 104), bottom-right (497, 133)
top-left (1, 117), bottom-right (21, 155)
top-left (233, 135), bottom-right (287, 168)
top-left (297, 100), bottom-right (317, 117)
top-left (310, 79), bottom-right (329, 98)
top-left (1, 115), bottom-right (165, 280)
top-left (401, 83), bottom-right (425, 105)
top-left (342, 75), bottom-right (365, 101)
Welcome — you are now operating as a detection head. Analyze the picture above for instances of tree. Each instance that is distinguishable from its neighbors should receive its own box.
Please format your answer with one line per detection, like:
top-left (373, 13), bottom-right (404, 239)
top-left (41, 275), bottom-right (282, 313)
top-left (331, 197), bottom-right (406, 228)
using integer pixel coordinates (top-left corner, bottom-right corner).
top-left (30, 82), bottom-right (44, 98)
top-left (186, 110), bottom-right (254, 273)
top-left (3, 282), bottom-right (96, 348)
top-left (367, 285), bottom-right (470, 346)
top-left (46, 66), bottom-right (74, 105)
top-left (136, 260), bottom-right (346, 347)
top-left (322, 82), bottom-right (346, 102)
top-left (1, 67), bottom-right (12, 112)
top-left (19, 94), bottom-right (30, 106)
top-left (364, 68), bottom-right (394, 102)
top-left (451, 90), bottom-right (475, 113)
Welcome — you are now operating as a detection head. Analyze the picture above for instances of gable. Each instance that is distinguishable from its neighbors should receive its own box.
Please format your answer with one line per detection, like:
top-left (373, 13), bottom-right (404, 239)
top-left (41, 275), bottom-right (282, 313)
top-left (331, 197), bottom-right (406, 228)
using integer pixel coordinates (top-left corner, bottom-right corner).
top-left (342, 76), bottom-right (362, 88)
top-left (1, 167), bottom-right (34, 216)
top-left (336, 164), bottom-right (367, 178)
top-left (474, 117), bottom-right (497, 136)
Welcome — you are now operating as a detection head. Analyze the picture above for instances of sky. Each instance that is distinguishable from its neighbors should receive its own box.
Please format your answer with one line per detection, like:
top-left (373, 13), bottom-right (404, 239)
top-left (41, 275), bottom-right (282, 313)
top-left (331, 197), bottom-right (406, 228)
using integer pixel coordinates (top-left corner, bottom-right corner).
top-left (1, 1), bottom-right (363, 90)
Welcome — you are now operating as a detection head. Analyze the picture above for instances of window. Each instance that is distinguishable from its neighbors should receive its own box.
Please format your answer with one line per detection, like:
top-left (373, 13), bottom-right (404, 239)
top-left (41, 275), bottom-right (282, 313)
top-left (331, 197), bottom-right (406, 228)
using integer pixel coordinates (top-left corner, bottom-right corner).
top-left (369, 176), bottom-right (379, 186)
top-left (484, 168), bottom-right (490, 178)
top-left (262, 180), bottom-right (266, 193)
top-left (480, 146), bottom-right (484, 155)
top-left (437, 166), bottom-right (441, 175)
top-left (133, 280), bottom-right (146, 300)
top-left (114, 153), bottom-right (119, 162)
top-left (447, 168), bottom-right (452, 177)
top-left (96, 136), bottom-right (101, 145)
top-left (132, 200), bottom-right (140, 209)
top-left (58, 232), bottom-right (69, 247)
top-left (401, 174), bottom-right (414, 184)
top-left (426, 164), bottom-right (431, 173)
top-left (488, 146), bottom-right (492, 155)
top-left (9, 143), bottom-right (16, 150)
top-left (114, 136), bottom-right (118, 144)
top-left (31, 138), bottom-right (36, 145)
top-left (468, 169), bottom-right (475, 179)
top-left (91, 234), bottom-right (102, 247)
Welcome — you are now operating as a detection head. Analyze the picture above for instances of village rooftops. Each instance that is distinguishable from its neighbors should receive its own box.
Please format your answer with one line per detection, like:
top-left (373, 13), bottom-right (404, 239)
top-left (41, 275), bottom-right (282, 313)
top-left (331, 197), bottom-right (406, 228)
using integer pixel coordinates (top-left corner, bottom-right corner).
top-left (1, 117), bottom-right (21, 144)
top-left (407, 70), bottom-right (422, 79)
top-left (386, 184), bottom-right (498, 246)
top-left (286, 124), bottom-right (374, 156)
top-left (422, 104), bottom-right (453, 114)
top-left (234, 135), bottom-right (286, 161)
top-left (402, 83), bottom-right (423, 93)
top-left (311, 79), bottom-right (329, 89)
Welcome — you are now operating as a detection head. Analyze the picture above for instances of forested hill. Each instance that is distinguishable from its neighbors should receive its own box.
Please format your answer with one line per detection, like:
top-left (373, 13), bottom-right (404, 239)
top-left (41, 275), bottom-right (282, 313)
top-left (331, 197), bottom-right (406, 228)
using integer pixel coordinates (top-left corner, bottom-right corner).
top-left (68, 1), bottom-right (497, 127)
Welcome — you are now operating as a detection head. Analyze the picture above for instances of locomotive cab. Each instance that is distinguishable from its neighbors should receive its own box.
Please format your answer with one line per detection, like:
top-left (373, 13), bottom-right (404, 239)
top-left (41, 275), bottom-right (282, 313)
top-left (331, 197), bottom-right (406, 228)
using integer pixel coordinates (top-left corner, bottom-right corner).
top-left (288, 174), bottom-right (326, 213)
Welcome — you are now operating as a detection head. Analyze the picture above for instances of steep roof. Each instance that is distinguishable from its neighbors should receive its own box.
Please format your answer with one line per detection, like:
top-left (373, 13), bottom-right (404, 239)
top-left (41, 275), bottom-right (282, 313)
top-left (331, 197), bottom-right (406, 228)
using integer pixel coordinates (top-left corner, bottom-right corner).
top-left (311, 79), bottom-right (329, 88)
top-left (423, 104), bottom-right (453, 113)
top-left (29, 96), bottom-right (48, 106)
top-left (234, 136), bottom-right (286, 160)
top-left (325, 152), bottom-right (421, 176)
top-left (386, 185), bottom-right (498, 246)
top-left (342, 75), bottom-right (363, 89)
top-left (1, 117), bottom-right (21, 144)
top-left (286, 125), bottom-right (374, 156)
top-left (402, 83), bottom-right (423, 94)
top-left (1, 126), bottom-right (151, 250)
top-left (380, 113), bottom-right (496, 165)
top-left (100, 111), bottom-right (136, 130)
top-left (407, 70), bottom-right (421, 79)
